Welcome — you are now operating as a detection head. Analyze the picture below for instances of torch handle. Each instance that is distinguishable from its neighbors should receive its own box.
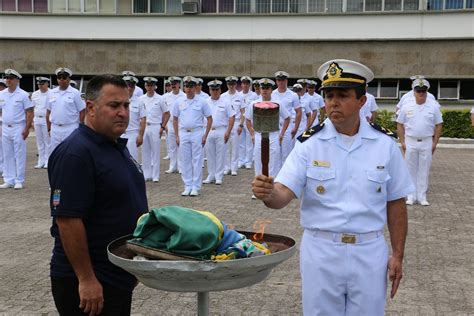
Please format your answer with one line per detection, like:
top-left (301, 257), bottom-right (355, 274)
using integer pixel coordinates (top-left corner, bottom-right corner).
top-left (261, 135), bottom-right (270, 177)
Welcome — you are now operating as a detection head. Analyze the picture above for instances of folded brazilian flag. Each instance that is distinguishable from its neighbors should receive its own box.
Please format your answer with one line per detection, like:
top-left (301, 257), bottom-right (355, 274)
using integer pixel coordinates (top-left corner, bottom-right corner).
top-left (132, 206), bottom-right (224, 258)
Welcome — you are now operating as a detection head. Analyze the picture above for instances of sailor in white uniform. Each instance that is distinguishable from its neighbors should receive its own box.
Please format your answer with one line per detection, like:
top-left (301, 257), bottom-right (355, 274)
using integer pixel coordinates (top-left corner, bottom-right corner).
top-left (239, 76), bottom-right (258, 169)
top-left (0, 69), bottom-right (34, 189)
top-left (203, 80), bottom-right (235, 185)
top-left (140, 77), bottom-right (169, 182)
top-left (122, 76), bottom-right (146, 161)
top-left (46, 67), bottom-right (85, 156)
top-left (397, 78), bottom-right (443, 206)
top-left (172, 76), bottom-right (212, 196)
top-left (31, 76), bottom-right (52, 168)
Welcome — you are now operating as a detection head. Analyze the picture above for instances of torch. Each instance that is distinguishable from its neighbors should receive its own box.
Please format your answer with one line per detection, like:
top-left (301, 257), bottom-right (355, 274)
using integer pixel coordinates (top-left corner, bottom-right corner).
top-left (253, 101), bottom-right (280, 176)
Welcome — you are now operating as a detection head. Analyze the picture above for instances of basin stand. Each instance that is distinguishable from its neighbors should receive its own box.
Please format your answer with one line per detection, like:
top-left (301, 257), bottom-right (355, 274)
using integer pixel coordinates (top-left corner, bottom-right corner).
top-left (198, 292), bottom-right (209, 316)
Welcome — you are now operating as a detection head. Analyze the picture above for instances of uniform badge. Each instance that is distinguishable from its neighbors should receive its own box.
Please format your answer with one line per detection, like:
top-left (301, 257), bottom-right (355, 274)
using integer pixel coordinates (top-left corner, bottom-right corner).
top-left (327, 62), bottom-right (343, 79)
top-left (316, 185), bottom-right (325, 194)
top-left (130, 156), bottom-right (143, 174)
top-left (313, 160), bottom-right (330, 168)
top-left (376, 165), bottom-right (385, 169)
top-left (376, 186), bottom-right (382, 193)
top-left (52, 189), bottom-right (61, 207)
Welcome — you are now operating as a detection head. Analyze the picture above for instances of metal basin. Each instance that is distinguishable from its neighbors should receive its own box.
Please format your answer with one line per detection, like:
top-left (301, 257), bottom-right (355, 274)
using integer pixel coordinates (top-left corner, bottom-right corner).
top-left (108, 231), bottom-right (296, 293)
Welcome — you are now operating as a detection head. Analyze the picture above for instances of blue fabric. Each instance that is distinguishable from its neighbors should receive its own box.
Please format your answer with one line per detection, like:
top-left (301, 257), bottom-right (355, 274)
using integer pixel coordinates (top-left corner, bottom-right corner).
top-left (216, 221), bottom-right (244, 253)
top-left (48, 124), bottom-right (148, 292)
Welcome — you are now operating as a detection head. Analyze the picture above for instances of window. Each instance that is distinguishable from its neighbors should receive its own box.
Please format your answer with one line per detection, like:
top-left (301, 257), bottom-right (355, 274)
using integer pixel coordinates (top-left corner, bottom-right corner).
top-left (18, 0), bottom-right (32, 11)
top-left (272, 0), bottom-right (288, 12)
top-left (365, 0), bottom-right (382, 11)
top-left (308, 0), bottom-right (324, 11)
top-left (236, 0), bottom-right (250, 12)
top-left (34, 0), bottom-right (49, 11)
top-left (460, 80), bottom-right (474, 100)
top-left (326, 0), bottom-right (342, 12)
top-left (166, 0), bottom-right (181, 13)
top-left (51, 0), bottom-right (67, 12)
top-left (202, 0), bottom-right (217, 12)
top-left (403, 0), bottom-right (418, 10)
top-left (150, 0), bottom-right (164, 12)
top-left (438, 80), bottom-right (459, 99)
top-left (100, 0), bottom-right (115, 12)
top-left (0, 0), bottom-right (16, 11)
top-left (385, 0), bottom-right (401, 10)
top-left (379, 80), bottom-right (398, 98)
top-left (290, 0), bottom-right (306, 12)
top-left (428, 0), bottom-right (443, 9)
top-left (347, 0), bottom-right (363, 11)
top-left (219, 0), bottom-right (234, 12)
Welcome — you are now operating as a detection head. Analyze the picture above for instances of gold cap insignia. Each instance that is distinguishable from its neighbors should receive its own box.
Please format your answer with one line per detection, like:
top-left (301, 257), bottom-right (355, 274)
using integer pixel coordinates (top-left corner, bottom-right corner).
top-left (316, 185), bottom-right (325, 194)
top-left (327, 62), bottom-right (343, 80)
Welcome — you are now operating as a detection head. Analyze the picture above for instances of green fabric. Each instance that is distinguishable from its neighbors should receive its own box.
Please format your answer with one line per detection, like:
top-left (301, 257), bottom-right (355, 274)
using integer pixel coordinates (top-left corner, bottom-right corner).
top-left (132, 205), bottom-right (221, 257)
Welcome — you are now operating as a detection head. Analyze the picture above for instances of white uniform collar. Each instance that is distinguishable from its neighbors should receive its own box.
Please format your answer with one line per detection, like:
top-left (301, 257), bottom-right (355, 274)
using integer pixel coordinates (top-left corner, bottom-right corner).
top-left (318, 118), bottom-right (379, 141)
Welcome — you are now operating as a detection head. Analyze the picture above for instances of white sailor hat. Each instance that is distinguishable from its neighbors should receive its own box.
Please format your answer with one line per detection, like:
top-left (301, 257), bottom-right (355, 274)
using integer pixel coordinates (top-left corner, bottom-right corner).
top-left (252, 79), bottom-right (261, 86)
top-left (207, 79), bottom-right (223, 88)
top-left (409, 75), bottom-right (426, 81)
top-left (143, 77), bottom-right (158, 84)
top-left (297, 79), bottom-right (308, 85)
top-left (258, 78), bottom-right (275, 88)
top-left (225, 76), bottom-right (238, 83)
top-left (196, 78), bottom-right (204, 85)
top-left (55, 67), bottom-right (73, 77)
top-left (70, 80), bottom-right (77, 87)
top-left (168, 76), bottom-right (182, 83)
top-left (182, 76), bottom-right (199, 85)
top-left (306, 80), bottom-right (317, 87)
top-left (164, 79), bottom-right (171, 85)
top-left (0, 79), bottom-right (6, 86)
top-left (240, 76), bottom-right (252, 83)
top-left (317, 59), bottom-right (374, 90)
top-left (122, 70), bottom-right (136, 77)
top-left (36, 76), bottom-right (50, 82)
top-left (412, 78), bottom-right (430, 90)
top-left (292, 83), bottom-right (303, 91)
top-left (4, 69), bottom-right (22, 79)
top-left (123, 75), bottom-right (138, 84)
top-left (274, 71), bottom-right (289, 79)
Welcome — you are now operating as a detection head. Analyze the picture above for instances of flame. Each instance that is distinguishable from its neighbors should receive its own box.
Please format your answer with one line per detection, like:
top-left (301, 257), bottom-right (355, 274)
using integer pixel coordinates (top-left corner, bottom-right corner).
top-left (252, 219), bottom-right (272, 241)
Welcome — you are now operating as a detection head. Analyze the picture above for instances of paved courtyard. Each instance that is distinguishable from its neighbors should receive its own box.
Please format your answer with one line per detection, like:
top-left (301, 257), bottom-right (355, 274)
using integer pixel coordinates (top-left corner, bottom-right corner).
top-left (0, 138), bottom-right (472, 315)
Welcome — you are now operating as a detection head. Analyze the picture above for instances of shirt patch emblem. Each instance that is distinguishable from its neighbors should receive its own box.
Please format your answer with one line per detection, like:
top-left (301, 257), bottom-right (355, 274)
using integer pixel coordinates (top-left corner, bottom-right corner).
top-left (316, 185), bottom-right (325, 194)
top-left (130, 156), bottom-right (143, 174)
top-left (313, 160), bottom-right (330, 168)
top-left (52, 189), bottom-right (61, 207)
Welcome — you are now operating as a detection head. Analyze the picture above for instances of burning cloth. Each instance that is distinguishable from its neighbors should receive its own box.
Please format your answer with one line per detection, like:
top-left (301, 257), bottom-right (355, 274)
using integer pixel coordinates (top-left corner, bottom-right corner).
top-left (132, 206), bottom-right (270, 260)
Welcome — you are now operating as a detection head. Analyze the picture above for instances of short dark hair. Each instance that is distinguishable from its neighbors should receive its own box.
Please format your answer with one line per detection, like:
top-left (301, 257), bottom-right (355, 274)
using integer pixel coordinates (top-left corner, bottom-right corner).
top-left (354, 85), bottom-right (366, 99)
top-left (85, 74), bottom-right (127, 101)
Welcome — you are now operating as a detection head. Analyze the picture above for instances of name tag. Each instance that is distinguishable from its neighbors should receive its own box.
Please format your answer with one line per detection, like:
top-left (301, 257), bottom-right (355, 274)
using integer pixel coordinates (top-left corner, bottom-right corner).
top-left (313, 160), bottom-right (330, 168)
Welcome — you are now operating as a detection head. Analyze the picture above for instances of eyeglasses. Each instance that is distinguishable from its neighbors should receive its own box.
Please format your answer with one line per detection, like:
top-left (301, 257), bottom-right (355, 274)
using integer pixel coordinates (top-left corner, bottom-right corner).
top-left (183, 83), bottom-right (195, 88)
top-left (57, 75), bottom-right (69, 80)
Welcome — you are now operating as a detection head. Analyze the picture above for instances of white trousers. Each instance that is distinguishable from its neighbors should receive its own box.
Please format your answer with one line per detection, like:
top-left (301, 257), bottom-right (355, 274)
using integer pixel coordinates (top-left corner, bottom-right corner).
top-left (123, 130), bottom-right (140, 161)
top-left (49, 123), bottom-right (78, 156)
top-left (2, 124), bottom-right (27, 185)
top-left (238, 125), bottom-right (254, 168)
top-left (225, 124), bottom-right (240, 173)
top-left (142, 124), bottom-right (161, 181)
top-left (280, 125), bottom-right (295, 165)
top-left (179, 129), bottom-right (204, 191)
top-left (205, 129), bottom-right (226, 182)
top-left (253, 132), bottom-right (281, 177)
top-left (166, 123), bottom-right (179, 172)
top-left (405, 136), bottom-right (433, 202)
top-left (34, 123), bottom-right (50, 166)
top-left (300, 230), bottom-right (388, 316)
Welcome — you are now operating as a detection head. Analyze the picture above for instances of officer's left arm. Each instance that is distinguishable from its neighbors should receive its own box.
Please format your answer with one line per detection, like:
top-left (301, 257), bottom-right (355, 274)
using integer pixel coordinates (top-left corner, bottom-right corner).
top-left (280, 107), bottom-right (291, 144)
top-left (161, 111), bottom-right (170, 137)
top-left (23, 107), bottom-right (34, 140)
top-left (386, 197), bottom-right (407, 299)
top-left (292, 100), bottom-right (302, 138)
top-left (203, 115), bottom-right (212, 146)
top-left (432, 123), bottom-right (442, 154)
top-left (137, 117), bottom-right (146, 147)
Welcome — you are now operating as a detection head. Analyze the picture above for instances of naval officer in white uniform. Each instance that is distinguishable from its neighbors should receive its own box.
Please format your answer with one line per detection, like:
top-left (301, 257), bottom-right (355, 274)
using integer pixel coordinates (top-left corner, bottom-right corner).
top-left (172, 76), bottom-right (212, 196)
top-left (122, 75), bottom-right (146, 161)
top-left (140, 77), bottom-right (169, 182)
top-left (31, 76), bottom-right (52, 168)
top-left (253, 59), bottom-right (414, 315)
top-left (203, 80), bottom-right (235, 185)
top-left (397, 78), bottom-right (443, 206)
top-left (0, 69), bottom-right (34, 189)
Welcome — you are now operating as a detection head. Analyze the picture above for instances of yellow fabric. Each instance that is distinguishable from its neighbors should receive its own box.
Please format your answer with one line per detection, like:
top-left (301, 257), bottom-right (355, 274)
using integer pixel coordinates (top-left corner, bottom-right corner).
top-left (195, 210), bottom-right (224, 240)
top-left (252, 241), bottom-right (271, 255)
top-left (322, 77), bottom-right (365, 86)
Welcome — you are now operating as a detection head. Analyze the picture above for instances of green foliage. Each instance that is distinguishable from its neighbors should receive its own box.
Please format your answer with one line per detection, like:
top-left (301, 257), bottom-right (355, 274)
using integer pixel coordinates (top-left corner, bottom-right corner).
top-left (440, 109), bottom-right (474, 139)
top-left (374, 109), bottom-right (397, 132)
top-left (375, 109), bottom-right (474, 139)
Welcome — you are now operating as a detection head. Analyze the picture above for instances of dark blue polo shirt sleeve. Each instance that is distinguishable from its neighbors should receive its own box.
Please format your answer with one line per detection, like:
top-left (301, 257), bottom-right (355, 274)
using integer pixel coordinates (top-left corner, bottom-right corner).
top-left (50, 153), bottom-right (94, 218)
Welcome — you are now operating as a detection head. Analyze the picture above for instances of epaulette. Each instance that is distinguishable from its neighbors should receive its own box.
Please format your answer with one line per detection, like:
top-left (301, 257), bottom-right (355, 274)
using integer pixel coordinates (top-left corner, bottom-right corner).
top-left (369, 123), bottom-right (398, 139)
top-left (297, 123), bottom-right (325, 143)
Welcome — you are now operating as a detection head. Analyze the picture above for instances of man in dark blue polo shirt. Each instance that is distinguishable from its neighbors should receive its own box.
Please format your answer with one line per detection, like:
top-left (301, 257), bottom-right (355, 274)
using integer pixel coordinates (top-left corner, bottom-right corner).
top-left (48, 75), bottom-right (148, 316)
